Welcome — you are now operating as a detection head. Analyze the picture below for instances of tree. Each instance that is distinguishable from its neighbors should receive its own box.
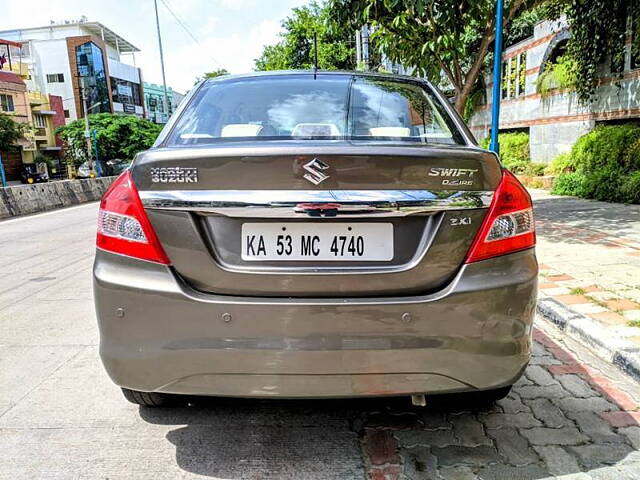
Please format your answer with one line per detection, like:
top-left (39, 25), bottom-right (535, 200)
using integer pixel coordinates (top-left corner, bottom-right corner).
top-left (56, 113), bottom-right (163, 164)
top-left (255, 1), bottom-right (356, 71)
top-left (194, 68), bottom-right (230, 84)
top-left (543, 0), bottom-right (639, 102)
top-left (0, 112), bottom-right (27, 152)
top-left (329, 0), bottom-right (545, 114)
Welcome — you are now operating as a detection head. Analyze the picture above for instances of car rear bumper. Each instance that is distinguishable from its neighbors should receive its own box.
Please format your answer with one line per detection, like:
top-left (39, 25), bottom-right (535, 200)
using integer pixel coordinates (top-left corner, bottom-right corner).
top-left (93, 248), bottom-right (537, 398)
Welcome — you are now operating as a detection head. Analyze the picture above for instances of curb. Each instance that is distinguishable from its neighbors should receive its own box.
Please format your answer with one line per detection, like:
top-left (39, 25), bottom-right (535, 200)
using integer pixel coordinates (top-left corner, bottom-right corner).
top-left (537, 297), bottom-right (640, 383)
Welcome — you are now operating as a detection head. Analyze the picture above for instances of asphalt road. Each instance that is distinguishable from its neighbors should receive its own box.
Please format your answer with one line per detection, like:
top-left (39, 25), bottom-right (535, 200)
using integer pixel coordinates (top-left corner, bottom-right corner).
top-left (2, 202), bottom-right (640, 479)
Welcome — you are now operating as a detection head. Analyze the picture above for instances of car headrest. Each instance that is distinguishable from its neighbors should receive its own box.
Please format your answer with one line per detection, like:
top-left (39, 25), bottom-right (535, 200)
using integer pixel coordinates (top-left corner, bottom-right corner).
top-left (369, 127), bottom-right (411, 137)
top-left (220, 124), bottom-right (264, 137)
top-left (291, 123), bottom-right (340, 137)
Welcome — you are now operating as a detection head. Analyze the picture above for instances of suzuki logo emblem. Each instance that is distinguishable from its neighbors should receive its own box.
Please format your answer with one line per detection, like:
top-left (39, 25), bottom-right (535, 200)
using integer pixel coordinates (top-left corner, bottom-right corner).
top-left (303, 158), bottom-right (330, 185)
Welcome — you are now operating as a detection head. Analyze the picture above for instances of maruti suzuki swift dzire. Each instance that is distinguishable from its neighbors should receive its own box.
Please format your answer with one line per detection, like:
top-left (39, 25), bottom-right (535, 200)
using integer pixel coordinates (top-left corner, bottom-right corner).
top-left (93, 71), bottom-right (537, 407)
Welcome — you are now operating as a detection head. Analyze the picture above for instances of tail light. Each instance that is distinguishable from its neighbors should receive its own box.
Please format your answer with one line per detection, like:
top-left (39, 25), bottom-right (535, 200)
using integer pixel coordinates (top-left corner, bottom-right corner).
top-left (465, 169), bottom-right (535, 263)
top-left (96, 171), bottom-right (170, 264)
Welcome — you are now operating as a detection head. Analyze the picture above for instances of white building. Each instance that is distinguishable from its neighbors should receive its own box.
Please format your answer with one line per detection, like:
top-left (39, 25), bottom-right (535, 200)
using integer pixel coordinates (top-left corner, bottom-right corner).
top-left (0, 18), bottom-right (145, 123)
top-left (469, 18), bottom-right (640, 162)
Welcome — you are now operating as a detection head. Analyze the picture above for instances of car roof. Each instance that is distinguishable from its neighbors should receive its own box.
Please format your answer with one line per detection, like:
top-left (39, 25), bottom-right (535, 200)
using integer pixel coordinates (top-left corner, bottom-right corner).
top-left (204, 70), bottom-right (428, 84)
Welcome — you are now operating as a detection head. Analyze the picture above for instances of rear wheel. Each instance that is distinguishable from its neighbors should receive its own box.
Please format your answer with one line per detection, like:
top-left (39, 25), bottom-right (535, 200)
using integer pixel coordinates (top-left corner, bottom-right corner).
top-left (121, 388), bottom-right (180, 407)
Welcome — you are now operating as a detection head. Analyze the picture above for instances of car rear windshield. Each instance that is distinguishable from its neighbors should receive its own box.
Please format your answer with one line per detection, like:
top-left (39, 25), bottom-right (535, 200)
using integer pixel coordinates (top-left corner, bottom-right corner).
top-left (166, 74), bottom-right (465, 146)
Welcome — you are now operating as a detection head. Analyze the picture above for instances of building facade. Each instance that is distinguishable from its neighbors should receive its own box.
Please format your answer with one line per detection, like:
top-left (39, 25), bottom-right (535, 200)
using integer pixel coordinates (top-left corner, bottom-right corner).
top-left (469, 19), bottom-right (640, 163)
top-left (143, 82), bottom-right (185, 124)
top-left (0, 19), bottom-right (145, 124)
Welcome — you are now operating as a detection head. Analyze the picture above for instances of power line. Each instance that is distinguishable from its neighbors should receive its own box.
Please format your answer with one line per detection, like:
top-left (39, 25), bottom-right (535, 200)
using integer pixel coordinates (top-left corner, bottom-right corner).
top-left (158, 0), bottom-right (220, 71)
top-left (158, 0), bottom-right (200, 45)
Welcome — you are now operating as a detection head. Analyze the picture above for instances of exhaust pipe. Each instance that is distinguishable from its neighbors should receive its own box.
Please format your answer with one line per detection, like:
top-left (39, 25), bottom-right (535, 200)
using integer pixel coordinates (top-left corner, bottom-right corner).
top-left (411, 394), bottom-right (426, 407)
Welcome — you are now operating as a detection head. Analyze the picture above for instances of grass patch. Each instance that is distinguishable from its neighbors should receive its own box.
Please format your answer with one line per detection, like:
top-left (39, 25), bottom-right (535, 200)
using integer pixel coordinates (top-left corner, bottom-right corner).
top-left (570, 287), bottom-right (586, 295)
top-left (627, 320), bottom-right (640, 327)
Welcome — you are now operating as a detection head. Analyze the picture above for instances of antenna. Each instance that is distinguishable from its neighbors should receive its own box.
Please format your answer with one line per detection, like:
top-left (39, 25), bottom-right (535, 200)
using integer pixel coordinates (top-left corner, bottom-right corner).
top-left (313, 31), bottom-right (318, 79)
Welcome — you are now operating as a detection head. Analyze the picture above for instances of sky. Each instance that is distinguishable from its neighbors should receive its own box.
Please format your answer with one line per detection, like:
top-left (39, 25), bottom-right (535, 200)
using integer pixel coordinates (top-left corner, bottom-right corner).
top-left (4, 0), bottom-right (309, 93)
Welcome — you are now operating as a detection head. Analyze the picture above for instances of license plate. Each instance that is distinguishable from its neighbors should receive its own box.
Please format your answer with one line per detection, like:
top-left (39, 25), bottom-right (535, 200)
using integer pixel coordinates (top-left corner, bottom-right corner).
top-left (241, 223), bottom-right (394, 261)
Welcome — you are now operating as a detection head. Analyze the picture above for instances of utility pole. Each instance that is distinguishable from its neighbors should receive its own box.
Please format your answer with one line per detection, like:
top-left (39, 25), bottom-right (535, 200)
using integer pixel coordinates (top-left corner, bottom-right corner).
top-left (81, 80), bottom-right (93, 173)
top-left (153, 0), bottom-right (170, 122)
top-left (489, 0), bottom-right (505, 154)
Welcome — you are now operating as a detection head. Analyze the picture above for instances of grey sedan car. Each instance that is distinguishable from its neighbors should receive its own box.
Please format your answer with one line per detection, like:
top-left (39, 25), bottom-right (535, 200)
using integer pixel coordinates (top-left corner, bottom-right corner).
top-left (93, 71), bottom-right (537, 407)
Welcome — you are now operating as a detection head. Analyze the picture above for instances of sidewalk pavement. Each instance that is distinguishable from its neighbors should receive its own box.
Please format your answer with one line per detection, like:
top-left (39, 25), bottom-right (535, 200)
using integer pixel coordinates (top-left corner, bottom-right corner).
top-left (532, 189), bottom-right (640, 377)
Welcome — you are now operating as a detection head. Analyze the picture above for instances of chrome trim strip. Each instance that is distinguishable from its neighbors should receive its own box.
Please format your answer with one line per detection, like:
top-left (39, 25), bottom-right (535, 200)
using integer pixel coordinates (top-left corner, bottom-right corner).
top-left (140, 190), bottom-right (493, 217)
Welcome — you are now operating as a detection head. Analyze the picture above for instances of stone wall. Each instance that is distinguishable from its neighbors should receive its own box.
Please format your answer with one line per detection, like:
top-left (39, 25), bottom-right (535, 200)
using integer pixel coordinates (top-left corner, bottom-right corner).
top-left (0, 177), bottom-right (116, 219)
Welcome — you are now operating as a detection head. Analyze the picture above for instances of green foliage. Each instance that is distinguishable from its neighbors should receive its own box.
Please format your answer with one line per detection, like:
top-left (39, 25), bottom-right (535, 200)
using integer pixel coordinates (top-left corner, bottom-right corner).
top-left (552, 171), bottom-right (585, 195)
top-left (621, 171), bottom-right (640, 204)
top-left (536, 55), bottom-right (578, 97)
top-left (195, 68), bottom-right (229, 84)
top-left (544, 0), bottom-right (639, 103)
top-left (545, 152), bottom-right (575, 175)
top-left (481, 132), bottom-right (532, 174)
top-left (550, 124), bottom-right (640, 204)
top-left (571, 124), bottom-right (640, 174)
top-left (523, 162), bottom-right (547, 176)
top-left (328, 0), bottom-right (541, 113)
top-left (56, 113), bottom-right (163, 164)
top-left (0, 112), bottom-right (27, 151)
top-left (255, 1), bottom-right (355, 71)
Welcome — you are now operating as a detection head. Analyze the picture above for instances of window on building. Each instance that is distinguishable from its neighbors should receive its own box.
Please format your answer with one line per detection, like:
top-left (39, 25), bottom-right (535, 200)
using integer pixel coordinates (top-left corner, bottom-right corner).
top-left (46, 73), bottom-right (65, 83)
top-left (111, 78), bottom-right (142, 107)
top-left (0, 94), bottom-right (15, 112)
top-left (75, 42), bottom-right (110, 114)
top-left (33, 113), bottom-right (47, 128)
top-left (63, 109), bottom-right (70, 118)
top-left (501, 52), bottom-right (527, 100)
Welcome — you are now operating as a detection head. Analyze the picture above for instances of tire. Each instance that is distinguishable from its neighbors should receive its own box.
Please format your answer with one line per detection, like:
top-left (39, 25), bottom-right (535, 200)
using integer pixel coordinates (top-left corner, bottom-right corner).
top-left (121, 388), bottom-right (180, 407)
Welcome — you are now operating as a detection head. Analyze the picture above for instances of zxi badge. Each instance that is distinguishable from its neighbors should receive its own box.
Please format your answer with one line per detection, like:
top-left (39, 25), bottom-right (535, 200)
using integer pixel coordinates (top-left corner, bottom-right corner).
top-left (302, 158), bottom-right (330, 185)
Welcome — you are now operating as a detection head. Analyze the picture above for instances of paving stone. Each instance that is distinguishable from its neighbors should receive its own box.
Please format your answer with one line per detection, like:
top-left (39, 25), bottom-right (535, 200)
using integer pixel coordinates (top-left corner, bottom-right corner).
top-left (533, 446), bottom-right (581, 476)
top-left (496, 393), bottom-right (530, 414)
top-left (619, 426), bottom-right (640, 449)
top-left (590, 464), bottom-right (640, 480)
top-left (363, 429), bottom-right (399, 466)
top-left (363, 412), bottom-right (423, 430)
top-left (400, 446), bottom-right (438, 479)
top-left (519, 427), bottom-right (589, 446)
top-left (601, 411), bottom-right (640, 427)
top-left (525, 365), bottom-right (557, 386)
top-left (524, 398), bottom-right (573, 428)
top-left (486, 427), bottom-right (539, 466)
top-left (438, 465), bottom-right (478, 480)
top-left (514, 375), bottom-right (533, 387)
top-left (430, 445), bottom-right (500, 467)
top-left (450, 413), bottom-right (492, 447)
top-left (554, 397), bottom-right (618, 414)
top-left (569, 443), bottom-right (635, 468)
top-left (479, 412), bottom-right (541, 429)
top-left (394, 429), bottom-right (457, 448)
top-left (417, 412), bottom-right (451, 431)
top-left (564, 410), bottom-right (625, 444)
top-left (532, 343), bottom-right (551, 356)
top-left (557, 374), bottom-right (598, 398)
top-left (517, 384), bottom-right (569, 399)
top-left (529, 355), bottom-right (562, 366)
top-left (475, 463), bottom-right (549, 480)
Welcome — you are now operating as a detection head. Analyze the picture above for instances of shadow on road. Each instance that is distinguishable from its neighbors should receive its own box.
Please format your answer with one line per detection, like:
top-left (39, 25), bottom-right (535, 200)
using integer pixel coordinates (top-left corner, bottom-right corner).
top-left (533, 195), bottom-right (640, 246)
top-left (136, 379), bottom-right (640, 479)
